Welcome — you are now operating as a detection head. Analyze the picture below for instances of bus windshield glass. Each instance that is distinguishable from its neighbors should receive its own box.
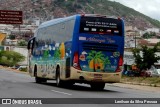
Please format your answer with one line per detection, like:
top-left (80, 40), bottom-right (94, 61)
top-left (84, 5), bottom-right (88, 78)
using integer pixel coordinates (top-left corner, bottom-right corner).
top-left (79, 16), bottom-right (122, 36)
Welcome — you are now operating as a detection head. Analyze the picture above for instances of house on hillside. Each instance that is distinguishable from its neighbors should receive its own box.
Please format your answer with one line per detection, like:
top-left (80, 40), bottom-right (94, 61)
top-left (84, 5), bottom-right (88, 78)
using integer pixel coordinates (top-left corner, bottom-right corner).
top-left (145, 39), bottom-right (160, 44)
top-left (5, 39), bottom-right (18, 46)
top-left (146, 28), bottom-right (159, 33)
top-left (125, 26), bottom-right (141, 48)
top-left (138, 39), bottom-right (160, 47)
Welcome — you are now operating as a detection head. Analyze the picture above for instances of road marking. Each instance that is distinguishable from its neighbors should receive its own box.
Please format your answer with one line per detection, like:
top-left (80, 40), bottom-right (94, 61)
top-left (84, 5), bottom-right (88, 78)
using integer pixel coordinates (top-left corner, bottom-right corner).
top-left (51, 90), bottom-right (72, 96)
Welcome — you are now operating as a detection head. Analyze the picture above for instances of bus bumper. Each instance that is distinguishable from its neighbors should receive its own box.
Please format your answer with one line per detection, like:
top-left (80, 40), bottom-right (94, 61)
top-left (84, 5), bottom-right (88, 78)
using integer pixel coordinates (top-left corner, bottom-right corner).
top-left (69, 67), bottom-right (121, 83)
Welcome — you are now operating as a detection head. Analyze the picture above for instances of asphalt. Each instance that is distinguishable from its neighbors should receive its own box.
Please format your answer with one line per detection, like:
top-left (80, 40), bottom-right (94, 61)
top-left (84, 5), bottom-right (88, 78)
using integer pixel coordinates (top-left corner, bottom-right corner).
top-left (0, 68), bottom-right (160, 107)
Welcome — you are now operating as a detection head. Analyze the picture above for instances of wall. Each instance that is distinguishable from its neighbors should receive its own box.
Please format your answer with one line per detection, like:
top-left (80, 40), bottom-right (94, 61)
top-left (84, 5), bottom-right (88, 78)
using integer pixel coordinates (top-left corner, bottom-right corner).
top-left (12, 47), bottom-right (28, 65)
top-left (4, 46), bottom-right (28, 65)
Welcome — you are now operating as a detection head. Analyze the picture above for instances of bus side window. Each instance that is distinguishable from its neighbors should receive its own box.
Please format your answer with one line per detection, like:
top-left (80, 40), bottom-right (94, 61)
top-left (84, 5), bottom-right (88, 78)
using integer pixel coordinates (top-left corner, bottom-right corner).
top-left (65, 41), bottom-right (72, 56)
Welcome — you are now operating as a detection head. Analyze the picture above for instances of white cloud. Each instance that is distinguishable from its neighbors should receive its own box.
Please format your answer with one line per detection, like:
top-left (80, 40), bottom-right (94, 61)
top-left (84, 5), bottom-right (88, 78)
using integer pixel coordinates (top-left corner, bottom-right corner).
top-left (109, 0), bottom-right (160, 20)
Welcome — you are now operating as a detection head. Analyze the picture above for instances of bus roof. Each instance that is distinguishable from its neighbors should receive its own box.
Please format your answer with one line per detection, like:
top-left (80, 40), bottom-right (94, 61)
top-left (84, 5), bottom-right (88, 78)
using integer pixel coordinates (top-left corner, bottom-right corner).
top-left (38, 15), bottom-right (79, 29)
top-left (38, 14), bottom-right (123, 29)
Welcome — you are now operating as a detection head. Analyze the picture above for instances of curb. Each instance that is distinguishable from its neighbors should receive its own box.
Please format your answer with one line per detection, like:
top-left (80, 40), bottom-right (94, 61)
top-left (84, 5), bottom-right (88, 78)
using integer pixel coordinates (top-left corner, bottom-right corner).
top-left (107, 83), bottom-right (160, 93)
top-left (120, 81), bottom-right (160, 87)
top-left (0, 66), bottom-right (28, 74)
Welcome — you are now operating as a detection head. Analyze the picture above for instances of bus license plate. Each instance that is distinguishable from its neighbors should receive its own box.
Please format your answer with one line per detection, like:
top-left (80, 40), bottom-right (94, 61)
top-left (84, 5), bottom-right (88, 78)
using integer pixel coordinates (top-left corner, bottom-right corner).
top-left (94, 74), bottom-right (102, 79)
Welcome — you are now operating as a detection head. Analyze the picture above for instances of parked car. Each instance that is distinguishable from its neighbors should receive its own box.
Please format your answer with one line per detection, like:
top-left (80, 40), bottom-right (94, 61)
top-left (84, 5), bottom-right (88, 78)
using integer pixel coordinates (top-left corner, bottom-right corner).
top-left (16, 66), bottom-right (27, 71)
top-left (155, 69), bottom-right (160, 77)
top-left (11, 65), bottom-right (19, 69)
top-left (122, 70), bottom-right (140, 77)
top-left (147, 66), bottom-right (160, 77)
top-left (140, 70), bottom-right (151, 77)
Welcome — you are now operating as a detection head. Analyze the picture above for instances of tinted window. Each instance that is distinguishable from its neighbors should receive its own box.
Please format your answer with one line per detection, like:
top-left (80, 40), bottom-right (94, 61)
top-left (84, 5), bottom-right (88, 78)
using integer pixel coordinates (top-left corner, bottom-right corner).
top-left (79, 16), bottom-right (123, 36)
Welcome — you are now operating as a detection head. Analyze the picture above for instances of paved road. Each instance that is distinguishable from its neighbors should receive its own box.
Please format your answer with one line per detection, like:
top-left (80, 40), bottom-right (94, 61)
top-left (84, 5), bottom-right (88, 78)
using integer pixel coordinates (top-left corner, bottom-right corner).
top-left (0, 68), bottom-right (160, 107)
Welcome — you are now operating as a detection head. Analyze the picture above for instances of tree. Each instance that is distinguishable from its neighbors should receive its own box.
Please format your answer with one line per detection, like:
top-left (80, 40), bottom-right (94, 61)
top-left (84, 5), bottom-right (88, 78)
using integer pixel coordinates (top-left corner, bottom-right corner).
top-left (9, 35), bottom-right (16, 40)
top-left (142, 32), bottom-right (150, 38)
top-left (17, 40), bottom-right (27, 46)
top-left (142, 32), bottom-right (156, 39)
top-left (132, 43), bottom-right (160, 72)
top-left (0, 51), bottom-right (25, 67)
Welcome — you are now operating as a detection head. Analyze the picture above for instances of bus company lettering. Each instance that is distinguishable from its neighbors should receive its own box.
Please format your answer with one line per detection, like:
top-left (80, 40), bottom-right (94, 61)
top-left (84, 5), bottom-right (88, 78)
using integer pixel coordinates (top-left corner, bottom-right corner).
top-left (87, 37), bottom-right (105, 43)
top-left (106, 37), bottom-right (115, 43)
top-left (87, 37), bottom-right (115, 43)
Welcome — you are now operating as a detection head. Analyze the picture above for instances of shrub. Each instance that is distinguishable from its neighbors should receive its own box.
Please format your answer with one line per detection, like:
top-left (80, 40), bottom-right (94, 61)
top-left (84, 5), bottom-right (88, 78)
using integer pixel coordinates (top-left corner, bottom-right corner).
top-left (0, 51), bottom-right (25, 67)
top-left (19, 67), bottom-right (27, 72)
top-left (17, 40), bottom-right (27, 46)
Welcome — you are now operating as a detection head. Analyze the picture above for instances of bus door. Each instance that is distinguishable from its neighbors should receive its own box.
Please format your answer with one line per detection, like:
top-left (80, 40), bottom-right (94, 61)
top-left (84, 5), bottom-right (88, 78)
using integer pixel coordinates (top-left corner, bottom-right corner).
top-left (27, 37), bottom-right (35, 76)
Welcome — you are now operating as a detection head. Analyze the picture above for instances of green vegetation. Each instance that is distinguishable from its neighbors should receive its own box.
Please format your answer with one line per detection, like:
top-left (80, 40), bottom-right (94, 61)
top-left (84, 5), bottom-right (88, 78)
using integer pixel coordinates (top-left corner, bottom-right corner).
top-left (0, 51), bottom-right (25, 67)
top-left (53, 0), bottom-right (86, 13)
top-left (89, 0), bottom-right (160, 27)
top-left (142, 32), bottom-right (156, 39)
top-left (17, 40), bottom-right (27, 46)
top-left (9, 35), bottom-right (16, 40)
top-left (52, 0), bottom-right (160, 28)
top-left (132, 44), bottom-right (160, 71)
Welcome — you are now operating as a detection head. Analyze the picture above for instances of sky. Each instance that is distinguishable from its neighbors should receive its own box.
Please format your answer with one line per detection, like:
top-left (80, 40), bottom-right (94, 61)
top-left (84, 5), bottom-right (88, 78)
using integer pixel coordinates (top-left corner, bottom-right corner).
top-left (109, 0), bottom-right (160, 21)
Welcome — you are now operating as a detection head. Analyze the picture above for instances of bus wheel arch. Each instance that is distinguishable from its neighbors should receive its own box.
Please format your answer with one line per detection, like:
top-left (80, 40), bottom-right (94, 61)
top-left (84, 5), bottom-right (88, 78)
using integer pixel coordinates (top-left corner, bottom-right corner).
top-left (34, 64), bottom-right (41, 83)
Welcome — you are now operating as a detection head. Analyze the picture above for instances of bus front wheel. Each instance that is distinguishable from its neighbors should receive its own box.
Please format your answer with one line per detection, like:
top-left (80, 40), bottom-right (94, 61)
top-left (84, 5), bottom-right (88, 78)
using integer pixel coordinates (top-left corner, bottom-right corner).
top-left (90, 83), bottom-right (105, 90)
top-left (56, 67), bottom-right (64, 87)
top-left (34, 66), bottom-right (47, 83)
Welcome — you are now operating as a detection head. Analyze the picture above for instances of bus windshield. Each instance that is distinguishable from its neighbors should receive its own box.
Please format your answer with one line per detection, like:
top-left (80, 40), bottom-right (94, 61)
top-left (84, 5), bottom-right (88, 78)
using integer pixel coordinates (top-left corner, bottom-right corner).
top-left (79, 16), bottom-right (122, 36)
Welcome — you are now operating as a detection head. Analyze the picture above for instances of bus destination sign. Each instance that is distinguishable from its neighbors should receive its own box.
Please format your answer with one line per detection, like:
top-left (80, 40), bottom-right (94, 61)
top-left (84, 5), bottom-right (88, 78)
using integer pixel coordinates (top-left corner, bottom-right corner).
top-left (0, 10), bottom-right (23, 24)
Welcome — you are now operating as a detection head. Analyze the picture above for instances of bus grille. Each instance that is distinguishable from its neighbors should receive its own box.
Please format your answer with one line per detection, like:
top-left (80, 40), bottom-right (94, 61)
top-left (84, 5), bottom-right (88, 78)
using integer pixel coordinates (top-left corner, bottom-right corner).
top-left (82, 42), bottom-right (118, 52)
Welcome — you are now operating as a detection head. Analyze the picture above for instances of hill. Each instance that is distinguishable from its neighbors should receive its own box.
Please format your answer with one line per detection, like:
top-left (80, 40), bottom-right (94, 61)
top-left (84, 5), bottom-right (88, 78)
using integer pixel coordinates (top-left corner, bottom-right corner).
top-left (0, 0), bottom-right (160, 29)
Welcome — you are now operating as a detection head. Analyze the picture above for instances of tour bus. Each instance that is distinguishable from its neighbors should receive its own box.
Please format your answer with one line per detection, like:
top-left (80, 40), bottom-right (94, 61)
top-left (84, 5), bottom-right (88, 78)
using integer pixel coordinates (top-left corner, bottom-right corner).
top-left (27, 14), bottom-right (125, 90)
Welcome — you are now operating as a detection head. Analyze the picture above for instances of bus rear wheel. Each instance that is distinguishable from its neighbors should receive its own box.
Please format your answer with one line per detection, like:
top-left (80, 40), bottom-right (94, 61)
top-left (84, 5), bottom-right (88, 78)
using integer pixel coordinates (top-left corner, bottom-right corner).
top-left (90, 83), bottom-right (105, 90)
top-left (35, 77), bottom-right (42, 83)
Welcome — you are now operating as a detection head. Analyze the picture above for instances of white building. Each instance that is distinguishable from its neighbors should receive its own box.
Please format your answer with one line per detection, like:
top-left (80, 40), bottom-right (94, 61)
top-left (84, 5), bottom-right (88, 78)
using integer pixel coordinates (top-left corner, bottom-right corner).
top-left (146, 28), bottom-right (159, 33)
top-left (145, 39), bottom-right (160, 44)
top-left (124, 51), bottom-right (160, 66)
top-left (123, 51), bottom-right (135, 65)
top-left (0, 24), bottom-right (13, 35)
top-left (12, 47), bottom-right (28, 65)
top-left (4, 46), bottom-right (28, 65)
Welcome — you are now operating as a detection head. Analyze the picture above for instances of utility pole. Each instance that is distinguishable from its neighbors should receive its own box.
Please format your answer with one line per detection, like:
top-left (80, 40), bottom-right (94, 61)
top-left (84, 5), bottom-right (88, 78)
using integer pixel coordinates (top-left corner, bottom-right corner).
top-left (135, 33), bottom-right (136, 49)
top-left (134, 27), bottom-right (138, 49)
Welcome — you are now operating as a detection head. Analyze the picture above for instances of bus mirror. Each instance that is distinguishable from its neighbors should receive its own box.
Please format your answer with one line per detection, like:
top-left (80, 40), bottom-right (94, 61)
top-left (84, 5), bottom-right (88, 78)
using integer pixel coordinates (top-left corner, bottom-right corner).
top-left (27, 37), bottom-right (35, 50)
top-left (27, 41), bottom-right (31, 50)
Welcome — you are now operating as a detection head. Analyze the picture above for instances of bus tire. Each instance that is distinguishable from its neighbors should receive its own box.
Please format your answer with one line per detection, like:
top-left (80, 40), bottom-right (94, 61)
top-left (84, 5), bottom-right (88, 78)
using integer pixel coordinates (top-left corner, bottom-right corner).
top-left (90, 83), bottom-right (105, 90)
top-left (34, 65), bottom-right (42, 83)
top-left (56, 67), bottom-right (64, 87)
top-left (64, 81), bottom-right (74, 88)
